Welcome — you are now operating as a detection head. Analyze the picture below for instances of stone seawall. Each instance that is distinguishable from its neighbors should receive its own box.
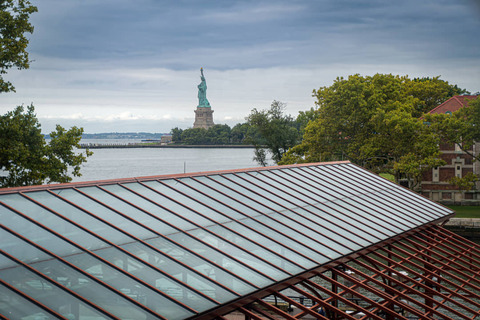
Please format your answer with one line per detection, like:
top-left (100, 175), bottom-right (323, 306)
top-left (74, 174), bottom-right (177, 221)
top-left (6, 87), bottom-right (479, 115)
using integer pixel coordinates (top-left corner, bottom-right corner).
top-left (445, 218), bottom-right (480, 228)
top-left (444, 218), bottom-right (480, 240)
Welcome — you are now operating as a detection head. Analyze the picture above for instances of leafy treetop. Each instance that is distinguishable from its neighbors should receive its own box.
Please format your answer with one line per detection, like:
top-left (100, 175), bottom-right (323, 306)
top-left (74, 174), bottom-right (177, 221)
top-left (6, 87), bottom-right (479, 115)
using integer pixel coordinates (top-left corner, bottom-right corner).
top-left (0, 105), bottom-right (92, 188)
top-left (279, 73), bottom-right (462, 189)
top-left (0, 0), bottom-right (38, 93)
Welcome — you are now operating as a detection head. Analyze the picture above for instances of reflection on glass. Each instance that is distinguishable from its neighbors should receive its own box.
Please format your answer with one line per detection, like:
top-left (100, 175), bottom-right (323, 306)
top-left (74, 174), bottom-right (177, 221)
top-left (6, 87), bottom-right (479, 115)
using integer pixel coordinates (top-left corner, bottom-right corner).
top-left (0, 283), bottom-right (67, 319)
top-left (143, 180), bottom-right (232, 225)
top-left (144, 237), bottom-right (255, 295)
top-left (167, 232), bottom-right (274, 288)
top-left (102, 183), bottom-right (198, 232)
top-left (0, 255), bottom-right (114, 319)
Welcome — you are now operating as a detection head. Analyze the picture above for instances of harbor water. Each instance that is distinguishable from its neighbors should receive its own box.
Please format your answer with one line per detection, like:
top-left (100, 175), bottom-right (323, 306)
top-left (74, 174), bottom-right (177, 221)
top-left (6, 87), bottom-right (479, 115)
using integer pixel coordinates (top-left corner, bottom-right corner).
top-left (72, 139), bottom-right (263, 182)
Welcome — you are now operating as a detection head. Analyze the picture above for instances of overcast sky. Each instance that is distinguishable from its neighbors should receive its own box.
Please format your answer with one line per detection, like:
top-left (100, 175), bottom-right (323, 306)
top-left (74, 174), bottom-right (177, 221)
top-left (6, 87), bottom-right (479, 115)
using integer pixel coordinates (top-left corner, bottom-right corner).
top-left (1, 0), bottom-right (479, 133)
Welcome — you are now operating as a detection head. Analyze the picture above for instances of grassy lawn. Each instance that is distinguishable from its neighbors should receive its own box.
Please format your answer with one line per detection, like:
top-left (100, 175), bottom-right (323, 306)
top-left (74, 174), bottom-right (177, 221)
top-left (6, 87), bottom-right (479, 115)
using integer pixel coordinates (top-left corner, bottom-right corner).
top-left (379, 173), bottom-right (395, 182)
top-left (447, 206), bottom-right (480, 218)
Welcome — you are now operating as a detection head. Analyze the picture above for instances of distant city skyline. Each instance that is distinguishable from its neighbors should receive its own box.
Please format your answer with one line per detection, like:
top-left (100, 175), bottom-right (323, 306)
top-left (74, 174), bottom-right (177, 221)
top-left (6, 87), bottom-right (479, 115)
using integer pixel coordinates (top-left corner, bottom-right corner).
top-left (1, 0), bottom-right (479, 133)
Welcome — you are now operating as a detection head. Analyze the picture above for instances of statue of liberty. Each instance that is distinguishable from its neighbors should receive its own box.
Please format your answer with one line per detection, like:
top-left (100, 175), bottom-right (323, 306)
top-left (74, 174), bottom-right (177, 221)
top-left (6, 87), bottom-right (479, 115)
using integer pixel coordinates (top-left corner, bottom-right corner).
top-left (197, 68), bottom-right (211, 108)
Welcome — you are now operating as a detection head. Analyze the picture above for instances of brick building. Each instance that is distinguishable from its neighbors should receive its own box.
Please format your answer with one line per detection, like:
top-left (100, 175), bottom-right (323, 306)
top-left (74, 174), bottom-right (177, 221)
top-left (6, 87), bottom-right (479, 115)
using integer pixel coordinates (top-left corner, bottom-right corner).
top-left (421, 95), bottom-right (480, 204)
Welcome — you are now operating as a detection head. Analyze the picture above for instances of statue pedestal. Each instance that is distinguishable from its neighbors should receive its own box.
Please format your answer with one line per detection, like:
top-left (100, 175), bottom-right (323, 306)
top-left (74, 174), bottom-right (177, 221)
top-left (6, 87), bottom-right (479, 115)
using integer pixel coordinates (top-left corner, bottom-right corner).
top-left (193, 107), bottom-right (214, 129)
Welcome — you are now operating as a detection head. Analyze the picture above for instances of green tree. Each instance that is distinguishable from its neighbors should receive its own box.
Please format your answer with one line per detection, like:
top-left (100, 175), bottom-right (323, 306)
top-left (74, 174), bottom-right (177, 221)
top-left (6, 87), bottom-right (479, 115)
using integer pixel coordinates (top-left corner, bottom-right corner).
top-left (170, 127), bottom-right (183, 143)
top-left (181, 127), bottom-right (207, 145)
top-left (280, 74), bottom-right (447, 189)
top-left (206, 124), bottom-right (231, 145)
top-left (425, 96), bottom-right (480, 162)
top-left (295, 107), bottom-right (318, 135)
top-left (1, 0), bottom-right (38, 92)
top-left (246, 101), bottom-right (300, 166)
top-left (406, 76), bottom-right (469, 116)
top-left (230, 122), bottom-right (250, 144)
top-left (0, 105), bottom-right (92, 187)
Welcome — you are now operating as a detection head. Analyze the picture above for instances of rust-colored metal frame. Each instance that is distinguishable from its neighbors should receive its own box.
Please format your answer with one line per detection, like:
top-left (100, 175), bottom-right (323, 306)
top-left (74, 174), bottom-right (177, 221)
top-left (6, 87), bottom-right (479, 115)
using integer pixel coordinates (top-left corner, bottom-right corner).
top-left (202, 224), bottom-right (480, 320)
top-left (0, 161), bottom-right (457, 319)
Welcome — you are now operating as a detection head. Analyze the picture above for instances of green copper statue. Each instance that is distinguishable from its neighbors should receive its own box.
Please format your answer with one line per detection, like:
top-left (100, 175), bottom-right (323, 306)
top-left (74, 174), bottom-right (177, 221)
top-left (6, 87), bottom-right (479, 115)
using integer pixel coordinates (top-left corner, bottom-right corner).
top-left (197, 68), bottom-right (211, 108)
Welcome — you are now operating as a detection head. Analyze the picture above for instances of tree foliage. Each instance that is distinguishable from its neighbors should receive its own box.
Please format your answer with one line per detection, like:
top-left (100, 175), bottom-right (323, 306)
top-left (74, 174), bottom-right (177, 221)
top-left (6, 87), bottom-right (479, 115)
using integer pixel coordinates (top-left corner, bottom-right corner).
top-left (425, 96), bottom-right (480, 162)
top-left (280, 74), bottom-right (456, 189)
top-left (171, 124), bottom-right (239, 145)
top-left (448, 173), bottom-right (478, 192)
top-left (0, 0), bottom-right (38, 92)
top-left (0, 105), bottom-right (92, 187)
top-left (407, 76), bottom-right (470, 116)
top-left (246, 101), bottom-right (301, 166)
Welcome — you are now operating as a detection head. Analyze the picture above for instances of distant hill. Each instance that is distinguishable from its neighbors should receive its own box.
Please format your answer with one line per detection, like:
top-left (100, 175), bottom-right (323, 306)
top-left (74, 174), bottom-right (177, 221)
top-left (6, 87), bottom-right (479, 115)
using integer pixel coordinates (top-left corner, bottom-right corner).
top-left (44, 132), bottom-right (169, 139)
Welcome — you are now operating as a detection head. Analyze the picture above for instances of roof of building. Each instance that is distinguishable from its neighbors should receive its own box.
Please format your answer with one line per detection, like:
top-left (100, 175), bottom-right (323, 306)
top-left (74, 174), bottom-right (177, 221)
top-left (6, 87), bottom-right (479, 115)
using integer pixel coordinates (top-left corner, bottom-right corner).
top-left (427, 95), bottom-right (478, 114)
top-left (1, 161), bottom-right (479, 319)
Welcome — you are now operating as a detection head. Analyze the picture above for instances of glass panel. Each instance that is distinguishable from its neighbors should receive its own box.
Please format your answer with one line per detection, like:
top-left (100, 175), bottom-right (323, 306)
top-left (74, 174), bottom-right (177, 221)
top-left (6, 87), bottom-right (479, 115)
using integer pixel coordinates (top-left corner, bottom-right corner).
top-left (290, 205), bottom-right (372, 247)
top-left (51, 188), bottom-right (157, 240)
top-left (372, 190), bottom-right (438, 223)
top-left (206, 220), bottom-right (313, 271)
top-left (0, 283), bottom-right (73, 320)
top-left (263, 211), bottom-right (352, 256)
top-left (160, 177), bottom-right (245, 220)
top-left (78, 185), bottom-right (178, 235)
top-left (186, 228), bottom-right (290, 279)
top-left (319, 166), bottom-right (382, 193)
top-left (172, 177), bottom-right (333, 268)
top-left (247, 171), bottom-right (317, 204)
top-left (101, 184), bottom-right (198, 232)
top-left (336, 164), bottom-right (450, 214)
top-left (1, 204), bottom-right (217, 313)
top-left (4, 192), bottom-right (259, 300)
top-left (339, 197), bottom-right (410, 232)
top-left (275, 168), bottom-right (336, 201)
top-left (173, 177), bottom-right (264, 219)
top-left (245, 214), bottom-right (334, 262)
top-left (119, 242), bottom-right (242, 300)
top-left (124, 182), bottom-right (217, 227)
top-left (291, 167), bottom-right (353, 199)
top-left (175, 176), bottom-right (339, 263)
top-left (143, 237), bottom-right (256, 295)
top-left (310, 166), bottom-right (376, 196)
top-left (88, 246), bottom-right (228, 308)
top-left (204, 174), bottom-right (283, 213)
top-left (311, 202), bottom-right (382, 243)
top-left (0, 205), bottom-right (92, 255)
top-left (142, 180), bottom-right (309, 274)
top-left (352, 193), bottom-right (420, 228)
top-left (166, 232), bottom-right (274, 288)
top-left (1, 238), bottom-right (195, 320)
top-left (211, 174), bottom-right (286, 212)
top-left (142, 180), bottom-right (233, 224)
top-left (234, 173), bottom-right (365, 254)
top-left (201, 223), bottom-right (304, 274)
top-left (327, 200), bottom-right (398, 237)
top-left (0, 255), bottom-right (115, 320)
top-left (63, 251), bottom-right (214, 314)
top-left (236, 171), bottom-right (321, 207)
top-left (23, 191), bottom-right (133, 246)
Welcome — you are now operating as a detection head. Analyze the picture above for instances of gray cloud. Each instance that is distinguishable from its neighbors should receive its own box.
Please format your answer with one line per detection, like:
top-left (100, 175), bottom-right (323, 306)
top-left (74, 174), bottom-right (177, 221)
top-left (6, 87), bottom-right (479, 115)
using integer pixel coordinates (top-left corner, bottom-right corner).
top-left (1, 0), bottom-right (479, 133)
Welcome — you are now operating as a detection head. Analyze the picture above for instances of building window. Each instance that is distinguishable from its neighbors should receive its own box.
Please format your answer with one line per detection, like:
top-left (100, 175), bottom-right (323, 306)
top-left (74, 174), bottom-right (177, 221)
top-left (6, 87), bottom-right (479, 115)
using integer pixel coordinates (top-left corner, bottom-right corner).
top-left (442, 192), bottom-right (452, 200)
top-left (455, 143), bottom-right (462, 152)
top-left (432, 167), bottom-right (439, 182)
top-left (455, 164), bottom-right (462, 178)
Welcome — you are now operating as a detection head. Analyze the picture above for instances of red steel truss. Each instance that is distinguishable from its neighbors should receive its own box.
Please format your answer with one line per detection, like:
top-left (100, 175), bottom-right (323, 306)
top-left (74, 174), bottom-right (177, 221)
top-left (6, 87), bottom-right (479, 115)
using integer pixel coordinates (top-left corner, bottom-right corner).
top-left (210, 225), bottom-right (480, 320)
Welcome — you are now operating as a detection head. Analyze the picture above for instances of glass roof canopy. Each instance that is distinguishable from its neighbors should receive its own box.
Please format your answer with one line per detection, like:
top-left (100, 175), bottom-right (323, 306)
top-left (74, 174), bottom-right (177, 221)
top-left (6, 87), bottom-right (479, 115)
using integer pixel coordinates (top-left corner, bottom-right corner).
top-left (0, 161), bottom-right (454, 319)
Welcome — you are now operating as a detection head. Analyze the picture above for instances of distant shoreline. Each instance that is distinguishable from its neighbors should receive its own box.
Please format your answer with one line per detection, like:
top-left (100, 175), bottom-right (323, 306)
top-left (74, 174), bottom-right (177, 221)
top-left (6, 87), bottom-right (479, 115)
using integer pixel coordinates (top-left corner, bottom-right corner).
top-left (79, 144), bottom-right (256, 149)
